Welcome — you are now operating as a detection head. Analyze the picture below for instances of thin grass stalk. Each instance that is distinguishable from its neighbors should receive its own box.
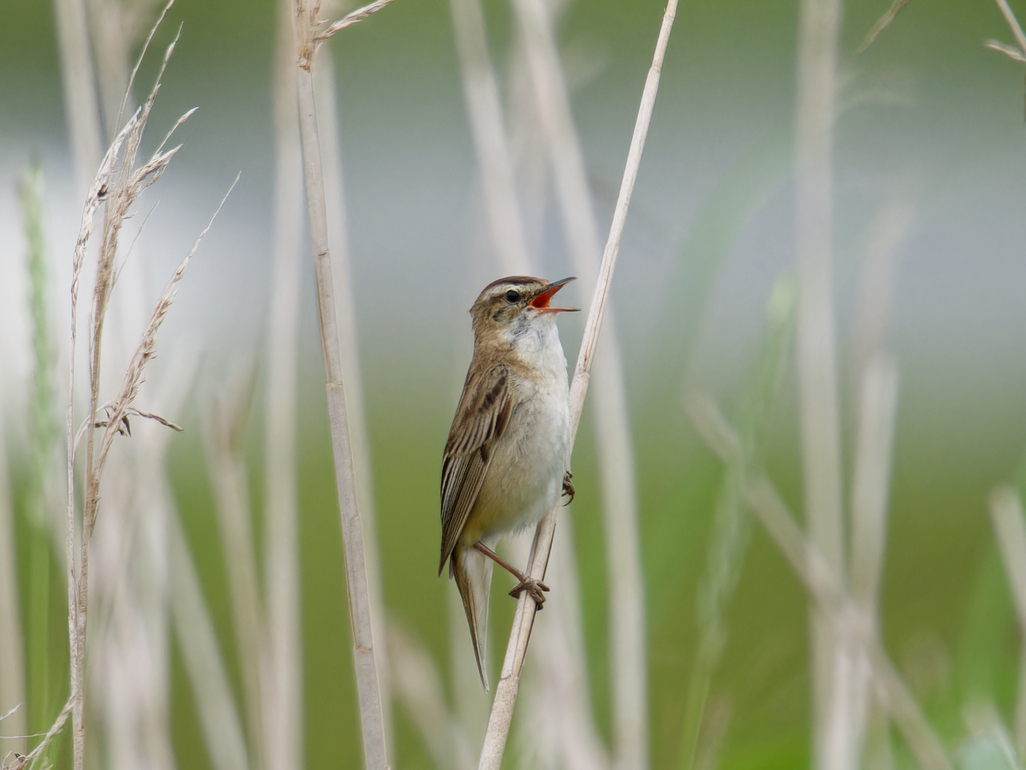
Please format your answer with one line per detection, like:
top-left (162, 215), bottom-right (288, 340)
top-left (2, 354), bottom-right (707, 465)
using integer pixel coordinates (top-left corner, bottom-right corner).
top-left (314, 43), bottom-right (392, 743)
top-left (518, 528), bottom-right (610, 770)
top-left (388, 619), bottom-right (475, 770)
top-left (263, 0), bottom-right (307, 766)
top-left (51, 0), bottom-right (103, 190)
top-left (168, 511), bottom-right (251, 770)
top-left (448, 0), bottom-right (531, 272)
top-left (988, 487), bottom-right (1026, 758)
top-left (206, 379), bottom-right (266, 768)
top-left (506, 1), bottom-right (659, 766)
top-left (92, 354), bottom-right (196, 770)
top-left (478, 3), bottom-right (677, 765)
top-left (745, 478), bottom-right (951, 770)
top-left (689, 399), bottom-right (949, 770)
top-left (847, 355), bottom-right (898, 763)
top-left (291, 2), bottom-right (393, 766)
top-left (449, 0), bottom-right (604, 758)
top-left (85, 0), bottom-right (131, 138)
top-left (793, 0), bottom-right (849, 767)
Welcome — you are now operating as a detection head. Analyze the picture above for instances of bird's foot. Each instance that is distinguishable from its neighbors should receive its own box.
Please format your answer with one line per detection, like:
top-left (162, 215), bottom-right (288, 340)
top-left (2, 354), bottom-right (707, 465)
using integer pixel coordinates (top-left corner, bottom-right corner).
top-left (509, 577), bottom-right (550, 608)
top-left (562, 470), bottom-right (575, 505)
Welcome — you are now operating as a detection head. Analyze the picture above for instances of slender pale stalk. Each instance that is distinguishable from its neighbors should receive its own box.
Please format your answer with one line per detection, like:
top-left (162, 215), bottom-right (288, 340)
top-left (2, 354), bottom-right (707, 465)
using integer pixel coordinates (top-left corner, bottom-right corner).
top-left (988, 487), bottom-right (1026, 758)
top-left (168, 512), bottom-right (251, 770)
top-left (691, 400), bottom-right (949, 769)
top-left (314, 44), bottom-right (392, 743)
top-left (478, 3), bottom-right (677, 765)
top-left (263, 1), bottom-right (307, 766)
top-left (449, 0), bottom-right (531, 272)
top-left (448, 1), bottom-right (604, 759)
top-left (505, 1), bottom-right (656, 766)
top-left (207, 384), bottom-right (267, 768)
top-left (847, 354), bottom-right (898, 763)
top-left (793, 0), bottom-right (849, 767)
top-left (291, 2), bottom-right (394, 766)
top-left (389, 620), bottom-right (475, 770)
top-left (746, 478), bottom-right (951, 770)
top-left (51, 0), bottom-right (103, 190)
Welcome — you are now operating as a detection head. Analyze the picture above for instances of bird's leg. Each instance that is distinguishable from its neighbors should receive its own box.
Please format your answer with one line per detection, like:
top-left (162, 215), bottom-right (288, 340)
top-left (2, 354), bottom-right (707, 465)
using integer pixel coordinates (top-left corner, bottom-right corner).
top-left (473, 540), bottom-right (549, 608)
top-left (562, 470), bottom-right (575, 505)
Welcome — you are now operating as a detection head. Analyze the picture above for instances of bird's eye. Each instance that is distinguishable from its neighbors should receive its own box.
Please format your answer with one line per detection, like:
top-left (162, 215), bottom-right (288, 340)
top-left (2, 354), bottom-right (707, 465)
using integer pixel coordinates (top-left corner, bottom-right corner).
top-left (504, 289), bottom-right (521, 304)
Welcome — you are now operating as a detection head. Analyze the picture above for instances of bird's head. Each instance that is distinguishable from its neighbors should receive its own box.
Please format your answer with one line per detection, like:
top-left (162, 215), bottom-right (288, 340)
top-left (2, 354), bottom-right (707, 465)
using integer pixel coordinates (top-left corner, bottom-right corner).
top-left (469, 276), bottom-right (578, 346)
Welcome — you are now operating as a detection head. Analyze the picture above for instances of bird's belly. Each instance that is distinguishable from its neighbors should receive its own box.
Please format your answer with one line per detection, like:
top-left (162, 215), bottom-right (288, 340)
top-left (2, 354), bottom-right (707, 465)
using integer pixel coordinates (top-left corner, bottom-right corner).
top-left (469, 394), bottom-right (571, 540)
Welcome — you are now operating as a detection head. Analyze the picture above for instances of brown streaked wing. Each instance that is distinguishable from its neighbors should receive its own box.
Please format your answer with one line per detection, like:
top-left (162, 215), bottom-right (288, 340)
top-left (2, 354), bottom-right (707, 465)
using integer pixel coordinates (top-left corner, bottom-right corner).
top-left (439, 364), bottom-right (515, 574)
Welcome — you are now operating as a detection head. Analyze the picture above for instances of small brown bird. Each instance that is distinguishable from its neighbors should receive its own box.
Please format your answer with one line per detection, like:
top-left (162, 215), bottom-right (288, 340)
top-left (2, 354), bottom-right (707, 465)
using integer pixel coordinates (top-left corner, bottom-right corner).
top-left (440, 275), bottom-right (578, 689)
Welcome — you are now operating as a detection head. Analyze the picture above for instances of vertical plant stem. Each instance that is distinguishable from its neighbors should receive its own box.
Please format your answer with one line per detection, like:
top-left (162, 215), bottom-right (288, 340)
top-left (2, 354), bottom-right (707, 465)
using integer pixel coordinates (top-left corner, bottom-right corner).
top-left (479, 3), bottom-right (677, 765)
top-left (847, 355), bottom-right (898, 762)
top-left (292, 4), bottom-right (389, 766)
top-left (264, 0), bottom-right (306, 766)
top-left (168, 513), bottom-right (251, 770)
top-left (314, 45), bottom-right (392, 743)
top-left (793, 0), bottom-right (847, 767)
top-left (51, 0), bottom-right (103, 190)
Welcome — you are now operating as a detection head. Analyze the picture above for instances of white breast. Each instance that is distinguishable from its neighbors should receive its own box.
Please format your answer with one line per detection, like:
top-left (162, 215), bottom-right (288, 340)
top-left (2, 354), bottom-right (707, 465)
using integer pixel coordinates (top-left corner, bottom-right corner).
top-left (474, 316), bottom-right (572, 536)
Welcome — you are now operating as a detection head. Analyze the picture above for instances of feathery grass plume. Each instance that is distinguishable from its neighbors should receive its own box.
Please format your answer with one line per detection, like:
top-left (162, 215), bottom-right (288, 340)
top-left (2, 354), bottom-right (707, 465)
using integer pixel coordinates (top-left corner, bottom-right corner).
top-left (678, 277), bottom-right (795, 770)
top-left (290, 2), bottom-right (396, 767)
top-left (13, 18), bottom-right (235, 767)
top-left (478, 2), bottom-right (678, 766)
top-left (988, 487), bottom-right (1026, 759)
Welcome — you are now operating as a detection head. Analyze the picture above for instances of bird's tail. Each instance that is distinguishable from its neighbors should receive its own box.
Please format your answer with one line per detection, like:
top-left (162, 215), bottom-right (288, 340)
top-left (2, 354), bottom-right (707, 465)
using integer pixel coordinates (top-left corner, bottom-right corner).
top-left (451, 542), bottom-right (494, 690)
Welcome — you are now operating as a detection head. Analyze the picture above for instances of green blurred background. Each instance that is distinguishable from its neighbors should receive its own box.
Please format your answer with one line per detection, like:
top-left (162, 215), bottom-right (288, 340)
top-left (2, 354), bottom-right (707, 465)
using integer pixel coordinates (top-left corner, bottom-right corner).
top-left (3, 0), bottom-right (1026, 767)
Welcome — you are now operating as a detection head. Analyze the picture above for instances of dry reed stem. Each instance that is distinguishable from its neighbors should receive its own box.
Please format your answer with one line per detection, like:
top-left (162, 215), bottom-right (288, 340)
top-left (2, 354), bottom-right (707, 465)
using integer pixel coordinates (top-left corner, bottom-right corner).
top-left (388, 620), bottom-right (475, 770)
top-left (168, 513), bottom-right (250, 770)
top-left (746, 478), bottom-right (951, 770)
top-left (847, 354), bottom-right (898, 764)
top-left (314, 42), bottom-right (393, 742)
top-left (686, 400), bottom-right (950, 770)
top-left (988, 486), bottom-right (1026, 758)
top-left (52, 0), bottom-right (103, 190)
top-left (793, 0), bottom-right (849, 766)
top-left (206, 376), bottom-right (267, 769)
top-left (478, 2), bottom-right (677, 766)
top-left (262, 0), bottom-right (308, 765)
top-left (449, 0), bottom-right (604, 758)
top-left (291, 2), bottom-right (392, 766)
top-left (449, 0), bottom-right (531, 271)
top-left (499, 0), bottom-right (655, 766)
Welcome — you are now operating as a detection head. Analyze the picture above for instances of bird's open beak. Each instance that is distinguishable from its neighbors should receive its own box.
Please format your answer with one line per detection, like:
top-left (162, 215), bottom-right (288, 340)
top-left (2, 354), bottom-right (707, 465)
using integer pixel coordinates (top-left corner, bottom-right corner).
top-left (530, 276), bottom-right (579, 313)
